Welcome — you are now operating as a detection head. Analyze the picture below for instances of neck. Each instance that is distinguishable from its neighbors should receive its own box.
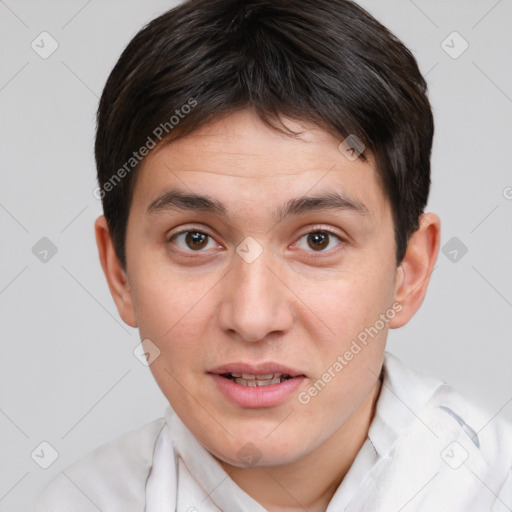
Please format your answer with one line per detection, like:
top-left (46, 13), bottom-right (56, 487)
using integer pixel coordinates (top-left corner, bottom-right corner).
top-left (219, 379), bottom-right (382, 512)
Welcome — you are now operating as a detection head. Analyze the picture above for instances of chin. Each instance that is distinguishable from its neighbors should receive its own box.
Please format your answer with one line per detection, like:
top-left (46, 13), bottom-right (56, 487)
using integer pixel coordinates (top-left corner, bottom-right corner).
top-left (207, 432), bottom-right (312, 469)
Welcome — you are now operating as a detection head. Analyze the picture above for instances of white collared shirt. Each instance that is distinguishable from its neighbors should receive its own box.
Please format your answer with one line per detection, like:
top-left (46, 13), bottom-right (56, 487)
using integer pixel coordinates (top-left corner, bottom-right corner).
top-left (33, 353), bottom-right (512, 511)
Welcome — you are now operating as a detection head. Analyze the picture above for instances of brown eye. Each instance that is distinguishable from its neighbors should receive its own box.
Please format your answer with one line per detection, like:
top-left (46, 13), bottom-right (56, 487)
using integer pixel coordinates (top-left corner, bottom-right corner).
top-left (185, 231), bottom-right (208, 250)
top-left (296, 230), bottom-right (341, 252)
top-left (307, 232), bottom-right (329, 250)
top-left (171, 231), bottom-right (216, 251)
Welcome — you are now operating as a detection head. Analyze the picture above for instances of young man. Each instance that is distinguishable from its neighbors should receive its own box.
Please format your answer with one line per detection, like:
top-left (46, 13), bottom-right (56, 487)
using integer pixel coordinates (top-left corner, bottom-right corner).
top-left (35, 0), bottom-right (512, 510)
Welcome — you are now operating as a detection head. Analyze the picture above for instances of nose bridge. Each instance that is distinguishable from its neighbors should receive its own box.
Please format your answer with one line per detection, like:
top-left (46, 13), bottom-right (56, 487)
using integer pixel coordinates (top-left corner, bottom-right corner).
top-left (235, 251), bottom-right (275, 302)
top-left (218, 242), bottom-right (293, 342)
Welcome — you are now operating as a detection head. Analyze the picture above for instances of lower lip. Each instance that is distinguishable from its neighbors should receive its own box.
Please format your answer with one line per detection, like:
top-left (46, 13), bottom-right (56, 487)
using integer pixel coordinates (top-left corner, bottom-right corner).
top-left (209, 374), bottom-right (306, 408)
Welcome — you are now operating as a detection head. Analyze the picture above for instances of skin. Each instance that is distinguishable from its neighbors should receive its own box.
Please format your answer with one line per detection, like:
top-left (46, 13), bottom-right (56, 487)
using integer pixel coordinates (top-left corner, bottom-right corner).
top-left (95, 109), bottom-right (440, 511)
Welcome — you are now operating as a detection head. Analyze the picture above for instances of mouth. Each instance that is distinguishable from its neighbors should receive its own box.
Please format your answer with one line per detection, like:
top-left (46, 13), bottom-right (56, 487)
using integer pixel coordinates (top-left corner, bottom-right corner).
top-left (208, 363), bottom-right (306, 408)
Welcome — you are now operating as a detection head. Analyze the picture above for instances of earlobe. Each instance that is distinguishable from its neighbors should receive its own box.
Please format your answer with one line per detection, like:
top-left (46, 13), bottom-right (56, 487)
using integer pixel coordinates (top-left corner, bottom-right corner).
top-left (94, 216), bottom-right (138, 328)
top-left (389, 213), bottom-right (441, 329)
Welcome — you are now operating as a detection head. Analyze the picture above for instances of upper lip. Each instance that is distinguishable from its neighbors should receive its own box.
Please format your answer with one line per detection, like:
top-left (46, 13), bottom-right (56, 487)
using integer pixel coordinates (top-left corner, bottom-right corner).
top-left (208, 362), bottom-right (305, 377)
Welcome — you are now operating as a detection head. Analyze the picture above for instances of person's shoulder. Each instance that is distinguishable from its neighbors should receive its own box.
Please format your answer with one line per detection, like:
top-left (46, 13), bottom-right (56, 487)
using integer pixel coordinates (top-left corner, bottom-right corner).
top-left (32, 416), bottom-right (167, 512)
top-left (384, 351), bottom-right (512, 460)
top-left (369, 353), bottom-right (512, 510)
top-left (429, 373), bottom-right (512, 471)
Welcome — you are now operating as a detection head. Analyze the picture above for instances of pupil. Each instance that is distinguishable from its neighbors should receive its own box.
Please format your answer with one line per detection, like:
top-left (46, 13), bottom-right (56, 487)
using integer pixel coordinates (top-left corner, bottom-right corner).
top-left (307, 232), bottom-right (329, 250)
top-left (186, 231), bottom-right (208, 250)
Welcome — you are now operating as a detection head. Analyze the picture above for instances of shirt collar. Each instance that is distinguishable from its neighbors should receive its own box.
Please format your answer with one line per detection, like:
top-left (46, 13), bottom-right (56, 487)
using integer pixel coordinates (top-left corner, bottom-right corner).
top-left (368, 352), bottom-right (444, 457)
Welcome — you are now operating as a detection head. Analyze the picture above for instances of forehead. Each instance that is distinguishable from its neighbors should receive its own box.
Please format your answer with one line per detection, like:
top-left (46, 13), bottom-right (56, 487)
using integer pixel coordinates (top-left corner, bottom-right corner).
top-left (132, 110), bottom-right (389, 220)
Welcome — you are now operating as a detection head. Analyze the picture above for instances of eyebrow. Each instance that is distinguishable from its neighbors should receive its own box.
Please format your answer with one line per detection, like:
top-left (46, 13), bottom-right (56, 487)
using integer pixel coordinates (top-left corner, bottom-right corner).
top-left (147, 189), bottom-right (369, 221)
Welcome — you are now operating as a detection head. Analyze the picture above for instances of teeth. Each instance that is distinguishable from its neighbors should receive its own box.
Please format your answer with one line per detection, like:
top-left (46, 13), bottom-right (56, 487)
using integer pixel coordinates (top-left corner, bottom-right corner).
top-left (239, 373), bottom-right (286, 380)
top-left (235, 378), bottom-right (272, 386)
top-left (256, 373), bottom-right (274, 379)
top-left (231, 374), bottom-right (294, 387)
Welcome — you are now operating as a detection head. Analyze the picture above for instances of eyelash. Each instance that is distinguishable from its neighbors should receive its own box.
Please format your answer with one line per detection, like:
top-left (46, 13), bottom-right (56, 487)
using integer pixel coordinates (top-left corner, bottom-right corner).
top-left (167, 226), bottom-right (344, 257)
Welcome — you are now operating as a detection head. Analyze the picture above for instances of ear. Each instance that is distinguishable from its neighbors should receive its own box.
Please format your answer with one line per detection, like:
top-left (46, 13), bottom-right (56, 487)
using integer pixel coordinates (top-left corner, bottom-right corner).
top-left (94, 216), bottom-right (137, 328)
top-left (389, 213), bottom-right (441, 329)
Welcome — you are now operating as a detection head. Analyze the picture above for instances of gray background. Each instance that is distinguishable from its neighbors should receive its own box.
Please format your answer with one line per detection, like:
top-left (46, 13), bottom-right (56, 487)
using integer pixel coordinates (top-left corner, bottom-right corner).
top-left (0, 1), bottom-right (511, 510)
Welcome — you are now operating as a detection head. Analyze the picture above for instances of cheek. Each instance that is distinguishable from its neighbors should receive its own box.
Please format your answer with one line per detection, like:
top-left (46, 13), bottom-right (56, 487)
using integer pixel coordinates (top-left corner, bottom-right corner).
top-left (296, 265), bottom-right (394, 404)
top-left (300, 266), bottom-right (395, 341)
top-left (296, 277), bottom-right (389, 422)
top-left (131, 272), bottom-right (210, 407)
top-left (130, 254), bottom-right (214, 339)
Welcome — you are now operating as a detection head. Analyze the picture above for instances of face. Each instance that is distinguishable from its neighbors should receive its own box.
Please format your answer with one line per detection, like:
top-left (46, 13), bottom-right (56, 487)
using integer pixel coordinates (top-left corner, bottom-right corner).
top-left (119, 110), bottom-right (403, 467)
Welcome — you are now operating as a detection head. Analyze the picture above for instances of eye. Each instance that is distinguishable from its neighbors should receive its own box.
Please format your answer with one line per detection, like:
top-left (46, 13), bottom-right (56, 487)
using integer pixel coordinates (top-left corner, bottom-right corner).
top-left (170, 230), bottom-right (219, 252)
top-left (295, 230), bottom-right (342, 252)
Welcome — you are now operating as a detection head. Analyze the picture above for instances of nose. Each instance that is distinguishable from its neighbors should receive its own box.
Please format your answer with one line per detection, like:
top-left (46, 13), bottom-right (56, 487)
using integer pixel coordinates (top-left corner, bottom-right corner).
top-left (217, 248), bottom-right (294, 343)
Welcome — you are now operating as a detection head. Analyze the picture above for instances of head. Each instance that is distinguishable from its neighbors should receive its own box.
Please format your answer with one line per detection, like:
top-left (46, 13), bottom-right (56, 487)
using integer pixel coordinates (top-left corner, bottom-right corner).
top-left (95, 0), bottom-right (440, 469)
